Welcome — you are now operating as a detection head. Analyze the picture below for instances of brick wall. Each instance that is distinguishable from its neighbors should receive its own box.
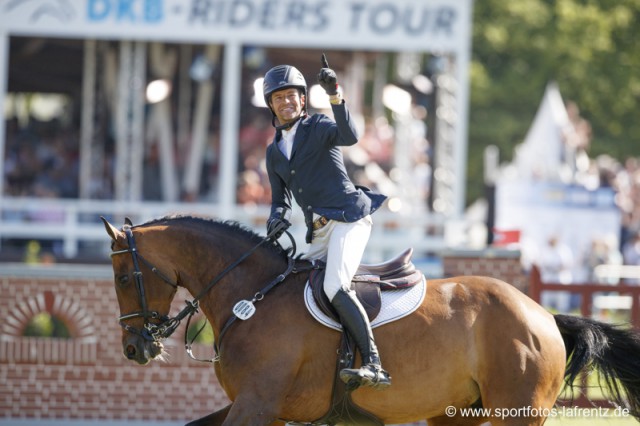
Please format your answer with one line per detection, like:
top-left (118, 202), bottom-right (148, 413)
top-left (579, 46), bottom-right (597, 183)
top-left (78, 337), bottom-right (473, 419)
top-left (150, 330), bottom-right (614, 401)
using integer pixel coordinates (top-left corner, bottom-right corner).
top-left (441, 248), bottom-right (528, 293)
top-left (0, 267), bottom-right (227, 423)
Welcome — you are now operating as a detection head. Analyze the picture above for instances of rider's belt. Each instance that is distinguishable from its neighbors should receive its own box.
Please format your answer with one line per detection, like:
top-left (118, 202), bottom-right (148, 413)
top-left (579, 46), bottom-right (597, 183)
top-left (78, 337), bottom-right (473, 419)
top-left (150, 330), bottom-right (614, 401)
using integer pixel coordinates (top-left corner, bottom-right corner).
top-left (313, 216), bottom-right (329, 231)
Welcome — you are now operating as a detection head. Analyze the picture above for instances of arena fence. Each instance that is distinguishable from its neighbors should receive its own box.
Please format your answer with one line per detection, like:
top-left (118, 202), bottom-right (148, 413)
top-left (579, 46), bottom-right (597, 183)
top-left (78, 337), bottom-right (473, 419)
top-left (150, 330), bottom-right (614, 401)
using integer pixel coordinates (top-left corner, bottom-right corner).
top-left (529, 265), bottom-right (640, 410)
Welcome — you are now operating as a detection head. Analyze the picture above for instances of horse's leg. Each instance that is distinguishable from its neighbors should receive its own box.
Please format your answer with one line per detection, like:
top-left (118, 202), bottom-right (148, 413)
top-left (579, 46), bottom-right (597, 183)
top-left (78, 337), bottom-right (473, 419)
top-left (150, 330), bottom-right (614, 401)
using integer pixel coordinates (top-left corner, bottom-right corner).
top-left (185, 404), bottom-right (232, 426)
top-left (185, 402), bottom-right (287, 426)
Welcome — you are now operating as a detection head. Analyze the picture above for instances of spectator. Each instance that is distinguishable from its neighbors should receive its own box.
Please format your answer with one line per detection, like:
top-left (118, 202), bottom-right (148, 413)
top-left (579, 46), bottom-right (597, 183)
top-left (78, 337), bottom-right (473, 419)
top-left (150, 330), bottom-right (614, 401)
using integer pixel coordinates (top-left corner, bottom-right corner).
top-left (622, 232), bottom-right (640, 284)
top-left (539, 235), bottom-right (574, 312)
top-left (237, 169), bottom-right (266, 207)
top-left (587, 236), bottom-right (623, 284)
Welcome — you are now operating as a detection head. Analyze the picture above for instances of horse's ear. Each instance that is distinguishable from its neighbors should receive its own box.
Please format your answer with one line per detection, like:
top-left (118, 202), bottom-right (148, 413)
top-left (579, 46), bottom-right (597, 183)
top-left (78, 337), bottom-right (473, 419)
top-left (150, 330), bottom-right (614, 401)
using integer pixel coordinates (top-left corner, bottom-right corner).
top-left (124, 217), bottom-right (133, 226)
top-left (100, 216), bottom-right (125, 242)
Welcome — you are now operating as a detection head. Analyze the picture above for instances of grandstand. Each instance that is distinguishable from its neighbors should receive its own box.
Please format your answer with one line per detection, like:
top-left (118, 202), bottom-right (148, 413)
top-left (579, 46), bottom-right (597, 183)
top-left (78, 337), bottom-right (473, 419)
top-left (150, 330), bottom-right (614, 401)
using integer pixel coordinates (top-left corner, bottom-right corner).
top-left (0, 0), bottom-right (473, 265)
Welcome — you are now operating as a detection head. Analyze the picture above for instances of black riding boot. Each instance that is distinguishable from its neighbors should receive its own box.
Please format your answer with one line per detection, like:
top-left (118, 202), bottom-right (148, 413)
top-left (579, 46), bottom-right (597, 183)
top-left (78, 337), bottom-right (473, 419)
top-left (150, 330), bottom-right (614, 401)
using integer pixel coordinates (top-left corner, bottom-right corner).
top-left (331, 288), bottom-right (391, 390)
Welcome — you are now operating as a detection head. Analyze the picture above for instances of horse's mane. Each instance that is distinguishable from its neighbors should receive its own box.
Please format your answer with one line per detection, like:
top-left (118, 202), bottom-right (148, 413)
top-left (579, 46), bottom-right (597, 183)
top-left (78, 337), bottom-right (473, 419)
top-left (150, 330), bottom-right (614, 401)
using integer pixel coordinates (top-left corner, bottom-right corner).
top-left (136, 215), bottom-right (290, 259)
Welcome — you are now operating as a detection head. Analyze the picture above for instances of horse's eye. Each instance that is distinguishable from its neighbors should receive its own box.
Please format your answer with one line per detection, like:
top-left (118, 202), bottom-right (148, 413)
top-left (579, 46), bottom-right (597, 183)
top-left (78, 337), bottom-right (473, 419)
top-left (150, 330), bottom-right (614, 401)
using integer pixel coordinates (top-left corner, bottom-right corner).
top-left (117, 275), bottom-right (130, 288)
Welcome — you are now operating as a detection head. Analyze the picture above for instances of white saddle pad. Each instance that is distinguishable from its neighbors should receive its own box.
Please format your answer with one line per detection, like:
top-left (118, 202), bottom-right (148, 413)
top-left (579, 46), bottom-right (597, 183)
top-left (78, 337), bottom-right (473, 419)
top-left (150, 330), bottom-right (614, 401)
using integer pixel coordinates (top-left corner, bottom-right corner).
top-left (304, 275), bottom-right (427, 331)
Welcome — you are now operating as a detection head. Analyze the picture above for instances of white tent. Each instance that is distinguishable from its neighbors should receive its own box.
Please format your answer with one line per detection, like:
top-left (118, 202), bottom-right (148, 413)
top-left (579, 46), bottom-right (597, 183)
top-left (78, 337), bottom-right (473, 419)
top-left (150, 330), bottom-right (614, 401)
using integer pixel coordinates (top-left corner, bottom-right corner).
top-left (512, 82), bottom-right (571, 181)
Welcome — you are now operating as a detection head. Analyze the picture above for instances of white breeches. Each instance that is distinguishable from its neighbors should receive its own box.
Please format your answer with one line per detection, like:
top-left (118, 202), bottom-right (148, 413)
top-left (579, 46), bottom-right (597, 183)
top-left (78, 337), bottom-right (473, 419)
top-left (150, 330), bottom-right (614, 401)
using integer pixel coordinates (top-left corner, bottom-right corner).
top-left (303, 215), bottom-right (372, 301)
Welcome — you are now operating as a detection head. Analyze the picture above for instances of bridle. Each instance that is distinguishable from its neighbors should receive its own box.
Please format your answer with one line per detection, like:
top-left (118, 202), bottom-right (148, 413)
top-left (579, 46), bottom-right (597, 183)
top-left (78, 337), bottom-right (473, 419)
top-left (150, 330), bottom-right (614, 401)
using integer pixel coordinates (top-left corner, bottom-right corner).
top-left (110, 225), bottom-right (184, 342)
top-left (110, 222), bottom-right (296, 360)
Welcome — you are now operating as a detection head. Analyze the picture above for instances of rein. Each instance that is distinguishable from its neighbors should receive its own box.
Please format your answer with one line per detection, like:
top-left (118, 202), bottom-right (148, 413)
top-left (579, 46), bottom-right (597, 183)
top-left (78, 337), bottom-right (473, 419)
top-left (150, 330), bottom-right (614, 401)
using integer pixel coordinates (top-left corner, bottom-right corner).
top-left (110, 221), bottom-right (296, 361)
top-left (205, 255), bottom-right (295, 362)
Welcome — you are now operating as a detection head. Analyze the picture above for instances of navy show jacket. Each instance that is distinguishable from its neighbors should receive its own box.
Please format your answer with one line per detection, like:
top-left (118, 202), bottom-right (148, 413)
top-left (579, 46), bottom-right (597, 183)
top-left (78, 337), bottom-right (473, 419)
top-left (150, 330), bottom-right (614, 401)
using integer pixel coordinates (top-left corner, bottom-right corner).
top-left (266, 101), bottom-right (387, 241)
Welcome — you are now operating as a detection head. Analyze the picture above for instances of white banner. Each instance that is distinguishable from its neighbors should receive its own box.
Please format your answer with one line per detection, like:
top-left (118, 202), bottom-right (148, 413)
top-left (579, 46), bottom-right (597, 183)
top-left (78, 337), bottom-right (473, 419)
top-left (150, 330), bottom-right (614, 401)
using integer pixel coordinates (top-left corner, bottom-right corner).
top-left (495, 181), bottom-right (621, 282)
top-left (0, 0), bottom-right (472, 52)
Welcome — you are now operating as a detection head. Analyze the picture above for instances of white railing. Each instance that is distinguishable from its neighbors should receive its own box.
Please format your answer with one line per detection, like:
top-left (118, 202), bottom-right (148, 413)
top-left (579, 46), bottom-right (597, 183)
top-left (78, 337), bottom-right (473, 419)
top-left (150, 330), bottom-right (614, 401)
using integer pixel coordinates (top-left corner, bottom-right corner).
top-left (0, 197), bottom-right (447, 261)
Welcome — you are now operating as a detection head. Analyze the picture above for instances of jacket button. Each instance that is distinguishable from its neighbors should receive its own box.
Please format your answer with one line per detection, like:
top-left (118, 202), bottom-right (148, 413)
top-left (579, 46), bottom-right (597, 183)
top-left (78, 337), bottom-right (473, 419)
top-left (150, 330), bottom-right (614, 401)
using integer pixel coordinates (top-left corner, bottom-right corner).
top-left (291, 170), bottom-right (296, 175)
top-left (298, 188), bottom-right (303, 193)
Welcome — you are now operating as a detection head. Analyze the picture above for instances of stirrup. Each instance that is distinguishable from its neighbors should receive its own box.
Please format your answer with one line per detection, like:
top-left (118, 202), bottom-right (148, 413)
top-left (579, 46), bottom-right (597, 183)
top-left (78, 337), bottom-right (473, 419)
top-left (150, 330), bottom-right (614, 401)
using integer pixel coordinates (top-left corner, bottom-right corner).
top-left (339, 364), bottom-right (391, 390)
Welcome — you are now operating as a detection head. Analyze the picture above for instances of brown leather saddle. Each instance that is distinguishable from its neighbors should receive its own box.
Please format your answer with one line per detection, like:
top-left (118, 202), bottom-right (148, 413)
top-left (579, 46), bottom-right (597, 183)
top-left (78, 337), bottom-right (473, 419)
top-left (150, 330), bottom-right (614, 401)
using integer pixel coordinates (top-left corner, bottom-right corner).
top-left (308, 248), bottom-right (423, 324)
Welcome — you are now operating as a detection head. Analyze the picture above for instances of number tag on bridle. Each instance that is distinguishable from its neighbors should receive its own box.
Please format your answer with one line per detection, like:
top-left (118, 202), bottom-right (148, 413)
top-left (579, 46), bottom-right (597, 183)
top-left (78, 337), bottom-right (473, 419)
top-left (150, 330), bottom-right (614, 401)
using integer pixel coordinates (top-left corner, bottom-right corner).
top-left (232, 300), bottom-right (256, 320)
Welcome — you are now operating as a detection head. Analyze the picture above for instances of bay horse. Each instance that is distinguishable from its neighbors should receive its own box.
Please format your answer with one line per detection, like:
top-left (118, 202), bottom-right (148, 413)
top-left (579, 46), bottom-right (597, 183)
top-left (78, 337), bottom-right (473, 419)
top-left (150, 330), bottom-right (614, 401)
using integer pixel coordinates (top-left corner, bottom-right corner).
top-left (101, 215), bottom-right (640, 425)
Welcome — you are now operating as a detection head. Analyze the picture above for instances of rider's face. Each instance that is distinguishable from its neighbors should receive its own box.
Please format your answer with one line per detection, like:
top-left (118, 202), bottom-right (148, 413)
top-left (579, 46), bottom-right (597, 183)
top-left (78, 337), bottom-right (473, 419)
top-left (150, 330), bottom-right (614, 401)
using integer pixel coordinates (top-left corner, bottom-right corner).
top-left (270, 88), bottom-right (305, 126)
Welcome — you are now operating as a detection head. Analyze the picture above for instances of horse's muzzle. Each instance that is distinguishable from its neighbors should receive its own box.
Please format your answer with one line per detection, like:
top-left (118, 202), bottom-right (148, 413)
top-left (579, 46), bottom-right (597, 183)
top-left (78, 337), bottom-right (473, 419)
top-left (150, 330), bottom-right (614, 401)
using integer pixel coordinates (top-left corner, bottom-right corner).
top-left (123, 335), bottom-right (163, 365)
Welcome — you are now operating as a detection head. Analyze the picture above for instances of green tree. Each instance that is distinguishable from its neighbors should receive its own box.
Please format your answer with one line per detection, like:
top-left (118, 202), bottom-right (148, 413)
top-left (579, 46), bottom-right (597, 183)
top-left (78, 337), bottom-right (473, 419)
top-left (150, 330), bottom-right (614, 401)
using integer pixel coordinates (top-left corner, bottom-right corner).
top-left (468, 0), bottom-right (640, 203)
top-left (186, 317), bottom-right (214, 345)
top-left (23, 312), bottom-right (71, 338)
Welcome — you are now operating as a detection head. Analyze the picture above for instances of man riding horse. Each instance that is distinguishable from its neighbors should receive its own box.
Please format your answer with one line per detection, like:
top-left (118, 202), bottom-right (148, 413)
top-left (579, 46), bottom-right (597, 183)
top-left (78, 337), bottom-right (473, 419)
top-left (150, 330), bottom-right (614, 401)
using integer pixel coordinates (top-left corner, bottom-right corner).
top-left (263, 56), bottom-right (391, 389)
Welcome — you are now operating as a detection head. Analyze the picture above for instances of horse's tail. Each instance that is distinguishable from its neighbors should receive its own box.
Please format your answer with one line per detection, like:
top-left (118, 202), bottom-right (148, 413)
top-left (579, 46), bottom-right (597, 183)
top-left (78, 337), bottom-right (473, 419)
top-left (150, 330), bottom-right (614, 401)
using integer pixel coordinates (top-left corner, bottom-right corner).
top-left (554, 314), bottom-right (640, 419)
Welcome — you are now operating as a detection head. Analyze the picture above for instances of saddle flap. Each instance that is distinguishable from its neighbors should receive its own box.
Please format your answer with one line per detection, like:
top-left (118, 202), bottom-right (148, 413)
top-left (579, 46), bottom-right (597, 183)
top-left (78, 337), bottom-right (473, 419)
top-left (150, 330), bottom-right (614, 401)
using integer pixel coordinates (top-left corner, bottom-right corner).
top-left (354, 281), bottom-right (382, 320)
top-left (310, 268), bottom-right (381, 323)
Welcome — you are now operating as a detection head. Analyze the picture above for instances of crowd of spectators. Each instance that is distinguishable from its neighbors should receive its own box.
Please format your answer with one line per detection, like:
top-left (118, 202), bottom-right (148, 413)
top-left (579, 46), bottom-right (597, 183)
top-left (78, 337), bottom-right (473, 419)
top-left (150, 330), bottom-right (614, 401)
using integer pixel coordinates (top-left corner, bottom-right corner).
top-left (569, 153), bottom-right (640, 283)
top-left (2, 108), bottom-right (639, 283)
top-left (4, 117), bottom-right (79, 199)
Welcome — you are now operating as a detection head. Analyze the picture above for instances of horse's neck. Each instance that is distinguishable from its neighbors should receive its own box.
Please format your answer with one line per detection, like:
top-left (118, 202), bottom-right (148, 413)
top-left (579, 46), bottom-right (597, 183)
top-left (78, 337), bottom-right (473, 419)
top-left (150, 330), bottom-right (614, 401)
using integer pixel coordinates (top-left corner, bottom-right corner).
top-left (181, 242), bottom-right (289, 331)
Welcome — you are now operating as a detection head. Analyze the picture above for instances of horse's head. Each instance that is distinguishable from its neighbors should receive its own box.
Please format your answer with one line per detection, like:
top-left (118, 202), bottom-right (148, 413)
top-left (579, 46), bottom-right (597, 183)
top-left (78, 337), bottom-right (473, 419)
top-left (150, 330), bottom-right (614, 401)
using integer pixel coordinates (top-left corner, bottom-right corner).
top-left (101, 217), bottom-right (178, 365)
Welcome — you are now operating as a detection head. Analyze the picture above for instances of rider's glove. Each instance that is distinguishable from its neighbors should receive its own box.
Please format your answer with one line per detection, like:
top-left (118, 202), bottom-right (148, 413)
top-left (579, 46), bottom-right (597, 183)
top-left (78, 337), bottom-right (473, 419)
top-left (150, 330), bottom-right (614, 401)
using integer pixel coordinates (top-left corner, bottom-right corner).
top-left (318, 53), bottom-right (338, 96)
top-left (267, 216), bottom-right (291, 239)
top-left (317, 67), bottom-right (338, 96)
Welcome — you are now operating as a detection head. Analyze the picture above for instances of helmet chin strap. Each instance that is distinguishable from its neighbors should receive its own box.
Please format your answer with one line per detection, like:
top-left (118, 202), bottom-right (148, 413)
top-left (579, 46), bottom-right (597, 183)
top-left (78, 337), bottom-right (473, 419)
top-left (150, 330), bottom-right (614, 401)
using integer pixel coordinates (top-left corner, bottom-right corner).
top-left (273, 113), bottom-right (306, 133)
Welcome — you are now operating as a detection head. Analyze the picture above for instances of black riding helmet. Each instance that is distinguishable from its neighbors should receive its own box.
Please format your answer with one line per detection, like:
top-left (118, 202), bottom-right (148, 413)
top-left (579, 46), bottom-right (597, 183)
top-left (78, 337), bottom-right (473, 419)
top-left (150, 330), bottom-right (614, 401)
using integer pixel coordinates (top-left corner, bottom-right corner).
top-left (263, 65), bottom-right (307, 128)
